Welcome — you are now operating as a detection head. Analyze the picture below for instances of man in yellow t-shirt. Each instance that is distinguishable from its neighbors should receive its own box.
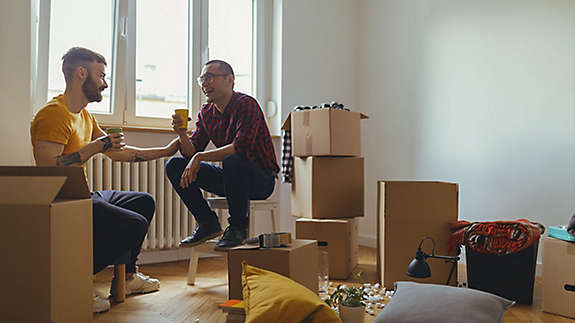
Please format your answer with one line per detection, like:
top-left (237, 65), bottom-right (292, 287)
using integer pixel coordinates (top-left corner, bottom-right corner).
top-left (30, 47), bottom-right (179, 313)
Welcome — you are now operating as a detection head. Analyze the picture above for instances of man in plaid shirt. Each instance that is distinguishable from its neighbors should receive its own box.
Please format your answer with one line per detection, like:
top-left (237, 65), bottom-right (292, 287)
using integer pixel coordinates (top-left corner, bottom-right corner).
top-left (166, 60), bottom-right (279, 250)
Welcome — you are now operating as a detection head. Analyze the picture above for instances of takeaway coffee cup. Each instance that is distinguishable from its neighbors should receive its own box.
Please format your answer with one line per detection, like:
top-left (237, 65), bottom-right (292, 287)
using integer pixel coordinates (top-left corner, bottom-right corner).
top-left (105, 127), bottom-right (123, 134)
top-left (174, 108), bottom-right (189, 130)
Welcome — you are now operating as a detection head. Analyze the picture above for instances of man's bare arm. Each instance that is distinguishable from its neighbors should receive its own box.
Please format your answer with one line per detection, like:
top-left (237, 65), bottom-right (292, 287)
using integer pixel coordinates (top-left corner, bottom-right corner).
top-left (195, 144), bottom-right (236, 162)
top-left (104, 139), bottom-right (179, 162)
top-left (177, 133), bottom-right (196, 158)
top-left (33, 136), bottom-right (118, 166)
top-left (170, 113), bottom-right (196, 158)
top-left (92, 124), bottom-right (179, 162)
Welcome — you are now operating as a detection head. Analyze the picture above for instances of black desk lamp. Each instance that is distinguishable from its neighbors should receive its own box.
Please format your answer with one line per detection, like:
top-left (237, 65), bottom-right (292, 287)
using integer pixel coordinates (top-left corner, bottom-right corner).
top-left (407, 236), bottom-right (460, 285)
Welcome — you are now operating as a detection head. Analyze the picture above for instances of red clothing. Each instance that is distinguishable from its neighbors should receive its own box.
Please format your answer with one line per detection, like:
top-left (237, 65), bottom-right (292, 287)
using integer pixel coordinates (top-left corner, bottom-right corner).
top-left (448, 219), bottom-right (544, 256)
top-left (190, 92), bottom-right (279, 173)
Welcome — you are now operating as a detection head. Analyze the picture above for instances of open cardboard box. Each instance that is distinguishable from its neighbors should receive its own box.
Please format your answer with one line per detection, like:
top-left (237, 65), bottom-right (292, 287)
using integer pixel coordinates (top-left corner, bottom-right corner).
top-left (281, 109), bottom-right (368, 157)
top-left (0, 166), bottom-right (93, 323)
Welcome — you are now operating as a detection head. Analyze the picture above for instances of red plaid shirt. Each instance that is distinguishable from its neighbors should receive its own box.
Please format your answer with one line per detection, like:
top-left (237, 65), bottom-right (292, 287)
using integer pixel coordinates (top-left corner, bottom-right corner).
top-left (189, 92), bottom-right (279, 173)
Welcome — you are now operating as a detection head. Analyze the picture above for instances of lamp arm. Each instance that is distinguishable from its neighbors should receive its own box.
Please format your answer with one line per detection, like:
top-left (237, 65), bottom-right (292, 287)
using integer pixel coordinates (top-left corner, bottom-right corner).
top-left (418, 236), bottom-right (436, 254)
top-left (427, 254), bottom-right (460, 262)
top-left (413, 236), bottom-right (461, 286)
top-left (446, 259), bottom-right (457, 285)
top-left (426, 254), bottom-right (459, 285)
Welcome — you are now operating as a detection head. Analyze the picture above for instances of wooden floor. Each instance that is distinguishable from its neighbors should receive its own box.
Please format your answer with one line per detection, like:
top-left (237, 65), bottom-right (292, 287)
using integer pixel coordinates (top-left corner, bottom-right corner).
top-left (94, 247), bottom-right (574, 323)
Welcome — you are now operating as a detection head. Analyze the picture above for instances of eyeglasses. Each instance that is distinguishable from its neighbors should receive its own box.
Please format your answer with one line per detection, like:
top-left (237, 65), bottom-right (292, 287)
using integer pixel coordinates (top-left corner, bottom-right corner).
top-left (196, 72), bottom-right (229, 85)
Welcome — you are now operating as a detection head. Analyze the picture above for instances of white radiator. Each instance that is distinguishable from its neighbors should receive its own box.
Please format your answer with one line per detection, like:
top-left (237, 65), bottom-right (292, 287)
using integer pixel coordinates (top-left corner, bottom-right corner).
top-left (86, 154), bottom-right (193, 251)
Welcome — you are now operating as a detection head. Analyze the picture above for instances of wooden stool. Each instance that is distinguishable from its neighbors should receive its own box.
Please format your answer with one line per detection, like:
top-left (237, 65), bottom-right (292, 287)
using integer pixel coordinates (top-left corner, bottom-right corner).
top-left (110, 251), bottom-right (131, 303)
top-left (185, 161), bottom-right (280, 286)
top-left (186, 199), bottom-right (279, 285)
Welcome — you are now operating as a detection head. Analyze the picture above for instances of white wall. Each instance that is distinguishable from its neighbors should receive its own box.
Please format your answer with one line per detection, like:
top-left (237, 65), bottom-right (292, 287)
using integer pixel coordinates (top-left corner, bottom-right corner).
top-left (276, 0), bottom-right (360, 235)
top-left (116, 1), bottom-right (575, 252)
top-left (5, 0), bottom-right (573, 251)
top-left (0, 0), bottom-right (34, 165)
top-left (358, 0), bottom-right (575, 243)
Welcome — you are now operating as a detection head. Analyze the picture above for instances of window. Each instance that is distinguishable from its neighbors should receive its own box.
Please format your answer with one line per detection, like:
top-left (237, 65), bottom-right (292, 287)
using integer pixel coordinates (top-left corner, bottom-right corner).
top-left (45, 0), bottom-right (265, 128)
top-left (135, 0), bottom-right (188, 120)
top-left (208, 0), bottom-right (253, 95)
top-left (47, 0), bottom-right (114, 115)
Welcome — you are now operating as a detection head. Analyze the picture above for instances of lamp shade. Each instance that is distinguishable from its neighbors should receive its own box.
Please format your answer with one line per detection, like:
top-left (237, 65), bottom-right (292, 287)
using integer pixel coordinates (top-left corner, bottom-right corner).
top-left (407, 251), bottom-right (431, 278)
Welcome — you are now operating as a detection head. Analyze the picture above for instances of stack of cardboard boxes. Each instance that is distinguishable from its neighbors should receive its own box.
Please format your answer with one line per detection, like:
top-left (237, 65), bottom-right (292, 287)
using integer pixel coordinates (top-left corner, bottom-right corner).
top-left (226, 108), bottom-right (367, 300)
top-left (282, 108), bottom-right (368, 280)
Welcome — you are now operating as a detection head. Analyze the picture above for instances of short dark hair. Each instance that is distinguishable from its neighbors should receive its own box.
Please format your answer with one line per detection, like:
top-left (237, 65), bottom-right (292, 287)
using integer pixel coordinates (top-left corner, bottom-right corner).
top-left (205, 59), bottom-right (234, 76)
top-left (62, 47), bottom-right (107, 84)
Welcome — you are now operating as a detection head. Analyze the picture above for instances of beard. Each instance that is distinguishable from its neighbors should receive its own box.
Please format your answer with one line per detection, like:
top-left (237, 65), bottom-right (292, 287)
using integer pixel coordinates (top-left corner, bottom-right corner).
top-left (83, 76), bottom-right (104, 103)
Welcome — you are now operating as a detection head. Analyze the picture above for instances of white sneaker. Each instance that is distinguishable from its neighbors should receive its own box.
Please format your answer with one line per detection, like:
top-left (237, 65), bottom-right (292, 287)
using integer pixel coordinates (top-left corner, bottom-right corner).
top-left (93, 292), bottom-right (111, 313)
top-left (125, 272), bottom-right (160, 296)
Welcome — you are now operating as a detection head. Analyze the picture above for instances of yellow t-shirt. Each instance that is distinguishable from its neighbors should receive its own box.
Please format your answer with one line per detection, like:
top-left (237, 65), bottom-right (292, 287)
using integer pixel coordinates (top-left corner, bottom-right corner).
top-left (30, 94), bottom-right (99, 162)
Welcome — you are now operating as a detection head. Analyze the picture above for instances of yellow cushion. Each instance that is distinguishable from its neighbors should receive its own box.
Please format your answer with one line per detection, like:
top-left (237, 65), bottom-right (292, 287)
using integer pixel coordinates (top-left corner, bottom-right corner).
top-left (241, 262), bottom-right (341, 323)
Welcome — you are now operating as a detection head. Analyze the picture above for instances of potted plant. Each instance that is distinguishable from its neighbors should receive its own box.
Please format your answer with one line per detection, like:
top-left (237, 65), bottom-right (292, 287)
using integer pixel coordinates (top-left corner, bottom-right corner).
top-left (326, 284), bottom-right (366, 323)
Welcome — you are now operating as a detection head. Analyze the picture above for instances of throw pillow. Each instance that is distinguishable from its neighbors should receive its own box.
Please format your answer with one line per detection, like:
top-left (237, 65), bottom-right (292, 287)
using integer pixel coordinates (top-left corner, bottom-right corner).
top-left (241, 262), bottom-right (341, 323)
top-left (374, 281), bottom-right (514, 323)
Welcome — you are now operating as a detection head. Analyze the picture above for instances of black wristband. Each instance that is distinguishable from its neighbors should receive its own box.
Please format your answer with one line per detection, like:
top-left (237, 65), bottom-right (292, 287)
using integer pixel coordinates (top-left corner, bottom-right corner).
top-left (99, 136), bottom-right (113, 152)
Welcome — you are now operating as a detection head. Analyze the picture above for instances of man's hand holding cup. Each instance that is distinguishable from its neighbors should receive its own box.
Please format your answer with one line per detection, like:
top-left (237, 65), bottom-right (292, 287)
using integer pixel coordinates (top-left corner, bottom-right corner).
top-left (172, 109), bottom-right (191, 136)
top-left (98, 127), bottom-right (126, 152)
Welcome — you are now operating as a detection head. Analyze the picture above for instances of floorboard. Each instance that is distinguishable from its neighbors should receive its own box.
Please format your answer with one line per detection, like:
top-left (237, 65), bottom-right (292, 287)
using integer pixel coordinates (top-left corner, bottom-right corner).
top-left (93, 247), bottom-right (574, 323)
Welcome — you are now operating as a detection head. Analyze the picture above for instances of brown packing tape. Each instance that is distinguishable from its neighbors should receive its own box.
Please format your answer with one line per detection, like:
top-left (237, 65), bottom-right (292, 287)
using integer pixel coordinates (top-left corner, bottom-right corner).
top-left (302, 110), bottom-right (310, 126)
top-left (305, 135), bottom-right (312, 155)
top-left (259, 232), bottom-right (292, 248)
top-left (303, 111), bottom-right (312, 155)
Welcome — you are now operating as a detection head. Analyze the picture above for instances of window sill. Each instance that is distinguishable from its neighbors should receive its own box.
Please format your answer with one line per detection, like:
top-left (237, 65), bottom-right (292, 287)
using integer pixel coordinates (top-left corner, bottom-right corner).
top-left (101, 124), bottom-right (175, 134)
top-left (101, 124), bottom-right (281, 139)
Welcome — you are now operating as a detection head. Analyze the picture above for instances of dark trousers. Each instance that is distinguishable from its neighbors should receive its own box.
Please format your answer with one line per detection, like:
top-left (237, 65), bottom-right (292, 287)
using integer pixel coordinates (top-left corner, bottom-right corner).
top-left (165, 154), bottom-right (275, 229)
top-left (92, 190), bottom-right (155, 274)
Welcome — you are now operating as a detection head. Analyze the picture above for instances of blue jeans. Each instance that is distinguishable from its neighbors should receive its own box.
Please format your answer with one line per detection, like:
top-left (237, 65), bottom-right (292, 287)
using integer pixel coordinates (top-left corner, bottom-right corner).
top-left (165, 154), bottom-right (276, 229)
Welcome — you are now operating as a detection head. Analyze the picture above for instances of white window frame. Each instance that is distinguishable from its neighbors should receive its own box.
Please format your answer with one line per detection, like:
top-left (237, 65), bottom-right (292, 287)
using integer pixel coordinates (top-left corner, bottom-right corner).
top-left (253, 0), bottom-right (272, 125)
top-left (31, 0), bottom-right (51, 113)
top-left (101, 0), bottom-right (124, 126)
top-left (38, 0), bottom-right (270, 129)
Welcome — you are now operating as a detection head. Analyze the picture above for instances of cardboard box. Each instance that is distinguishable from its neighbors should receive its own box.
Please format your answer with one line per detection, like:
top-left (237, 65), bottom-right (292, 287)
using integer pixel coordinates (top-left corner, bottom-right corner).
top-left (0, 166), bottom-right (93, 323)
top-left (543, 237), bottom-right (575, 319)
top-left (292, 157), bottom-right (364, 219)
top-left (296, 218), bottom-right (358, 279)
top-left (377, 181), bottom-right (458, 289)
top-left (228, 239), bottom-right (318, 299)
top-left (281, 109), bottom-right (368, 157)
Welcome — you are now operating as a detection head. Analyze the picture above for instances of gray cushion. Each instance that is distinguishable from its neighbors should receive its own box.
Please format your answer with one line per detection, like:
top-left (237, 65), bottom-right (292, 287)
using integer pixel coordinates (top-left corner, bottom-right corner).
top-left (374, 282), bottom-right (515, 323)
